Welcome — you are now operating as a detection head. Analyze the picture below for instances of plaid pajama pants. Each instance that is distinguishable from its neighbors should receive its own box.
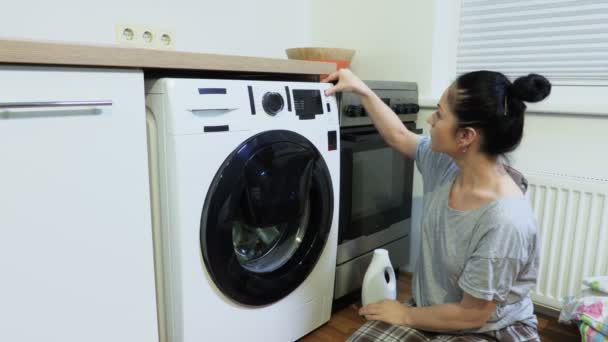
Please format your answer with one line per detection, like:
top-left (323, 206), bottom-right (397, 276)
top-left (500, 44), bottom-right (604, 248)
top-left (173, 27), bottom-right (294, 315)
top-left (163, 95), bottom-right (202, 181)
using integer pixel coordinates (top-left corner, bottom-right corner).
top-left (347, 300), bottom-right (540, 342)
top-left (347, 320), bottom-right (540, 342)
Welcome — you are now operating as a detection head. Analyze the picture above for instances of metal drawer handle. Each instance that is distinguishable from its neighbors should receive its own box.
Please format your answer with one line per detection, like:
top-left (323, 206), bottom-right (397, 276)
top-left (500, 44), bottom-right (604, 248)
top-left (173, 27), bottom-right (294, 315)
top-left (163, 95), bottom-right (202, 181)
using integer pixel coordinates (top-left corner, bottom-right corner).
top-left (0, 100), bottom-right (113, 109)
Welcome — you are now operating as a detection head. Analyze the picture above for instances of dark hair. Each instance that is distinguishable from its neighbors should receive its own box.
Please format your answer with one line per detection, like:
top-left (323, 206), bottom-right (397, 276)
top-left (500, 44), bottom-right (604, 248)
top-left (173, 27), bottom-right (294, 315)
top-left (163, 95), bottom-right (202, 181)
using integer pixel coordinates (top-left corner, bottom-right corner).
top-left (450, 70), bottom-right (551, 156)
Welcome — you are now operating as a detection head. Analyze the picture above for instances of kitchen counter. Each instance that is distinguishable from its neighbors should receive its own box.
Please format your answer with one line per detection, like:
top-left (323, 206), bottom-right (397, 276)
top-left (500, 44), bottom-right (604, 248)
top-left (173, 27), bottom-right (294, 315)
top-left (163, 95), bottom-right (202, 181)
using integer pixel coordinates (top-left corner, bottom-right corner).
top-left (0, 39), bottom-right (335, 75)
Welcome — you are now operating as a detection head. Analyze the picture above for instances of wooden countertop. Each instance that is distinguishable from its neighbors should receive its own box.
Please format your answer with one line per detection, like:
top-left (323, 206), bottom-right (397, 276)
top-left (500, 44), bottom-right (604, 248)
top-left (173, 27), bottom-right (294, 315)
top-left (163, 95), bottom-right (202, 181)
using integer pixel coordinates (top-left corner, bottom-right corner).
top-left (0, 39), bottom-right (336, 75)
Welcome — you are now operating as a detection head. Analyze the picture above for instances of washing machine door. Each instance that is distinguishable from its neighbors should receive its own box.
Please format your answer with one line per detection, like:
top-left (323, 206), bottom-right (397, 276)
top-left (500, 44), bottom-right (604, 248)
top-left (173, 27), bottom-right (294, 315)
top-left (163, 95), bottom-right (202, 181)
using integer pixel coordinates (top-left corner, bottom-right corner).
top-left (200, 130), bottom-right (334, 306)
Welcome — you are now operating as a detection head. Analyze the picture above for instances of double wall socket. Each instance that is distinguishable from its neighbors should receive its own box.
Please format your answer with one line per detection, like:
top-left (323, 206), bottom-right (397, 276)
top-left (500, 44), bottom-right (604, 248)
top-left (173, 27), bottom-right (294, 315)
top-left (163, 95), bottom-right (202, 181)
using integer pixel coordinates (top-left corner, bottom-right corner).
top-left (115, 22), bottom-right (175, 50)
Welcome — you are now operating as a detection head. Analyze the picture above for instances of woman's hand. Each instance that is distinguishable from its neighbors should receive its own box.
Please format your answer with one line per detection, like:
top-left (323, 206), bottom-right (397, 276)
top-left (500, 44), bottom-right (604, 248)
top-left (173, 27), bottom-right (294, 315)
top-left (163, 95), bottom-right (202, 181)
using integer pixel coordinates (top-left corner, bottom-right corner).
top-left (358, 300), bottom-right (411, 326)
top-left (321, 69), bottom-right (373, 97)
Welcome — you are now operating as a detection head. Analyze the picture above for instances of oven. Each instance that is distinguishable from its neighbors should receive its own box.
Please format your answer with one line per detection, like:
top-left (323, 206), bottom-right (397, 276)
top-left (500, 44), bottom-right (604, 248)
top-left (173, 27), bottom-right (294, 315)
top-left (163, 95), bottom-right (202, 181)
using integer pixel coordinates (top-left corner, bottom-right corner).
top-left (334, 81), bottom-right (420, 301)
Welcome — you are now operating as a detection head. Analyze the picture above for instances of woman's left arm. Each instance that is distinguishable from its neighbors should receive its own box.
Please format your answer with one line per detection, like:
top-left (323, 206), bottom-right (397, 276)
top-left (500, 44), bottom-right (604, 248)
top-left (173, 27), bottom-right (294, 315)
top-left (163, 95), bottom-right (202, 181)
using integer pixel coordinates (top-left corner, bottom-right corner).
top-left (359, 292), bottom-right (496, 332)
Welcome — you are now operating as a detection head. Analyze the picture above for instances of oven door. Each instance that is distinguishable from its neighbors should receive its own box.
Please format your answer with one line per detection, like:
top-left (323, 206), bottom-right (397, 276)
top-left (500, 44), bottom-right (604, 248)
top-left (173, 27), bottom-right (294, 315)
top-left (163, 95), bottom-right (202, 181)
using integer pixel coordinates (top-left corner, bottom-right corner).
top-left (339, 123), bottom-right (420, 245)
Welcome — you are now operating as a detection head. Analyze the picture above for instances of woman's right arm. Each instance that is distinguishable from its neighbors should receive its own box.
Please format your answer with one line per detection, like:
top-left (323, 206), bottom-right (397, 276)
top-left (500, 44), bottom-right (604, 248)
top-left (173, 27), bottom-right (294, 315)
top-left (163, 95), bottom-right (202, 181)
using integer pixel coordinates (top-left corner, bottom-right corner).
top-left (323, 69), bottom-right (420, 159)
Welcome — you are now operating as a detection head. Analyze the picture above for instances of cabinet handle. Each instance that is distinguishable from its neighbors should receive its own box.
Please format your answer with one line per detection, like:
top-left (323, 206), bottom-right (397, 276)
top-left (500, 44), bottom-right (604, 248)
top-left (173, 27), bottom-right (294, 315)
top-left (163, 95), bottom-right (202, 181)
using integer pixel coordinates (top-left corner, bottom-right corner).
top-left (0, 100), bottom-right (113, 109)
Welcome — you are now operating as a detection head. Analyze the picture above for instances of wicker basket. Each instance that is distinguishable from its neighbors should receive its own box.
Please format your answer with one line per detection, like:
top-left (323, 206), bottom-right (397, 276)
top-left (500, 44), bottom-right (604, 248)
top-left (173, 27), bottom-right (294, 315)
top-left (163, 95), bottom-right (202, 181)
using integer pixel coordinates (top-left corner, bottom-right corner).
top-left (285, 47), bottom-right (355, 62)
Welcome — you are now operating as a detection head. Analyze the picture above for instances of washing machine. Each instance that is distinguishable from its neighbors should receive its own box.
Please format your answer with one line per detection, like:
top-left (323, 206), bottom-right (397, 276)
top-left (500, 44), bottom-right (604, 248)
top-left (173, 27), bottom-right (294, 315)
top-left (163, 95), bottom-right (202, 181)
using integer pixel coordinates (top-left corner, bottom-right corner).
top-left (145, 78), bottom-right (340, 341)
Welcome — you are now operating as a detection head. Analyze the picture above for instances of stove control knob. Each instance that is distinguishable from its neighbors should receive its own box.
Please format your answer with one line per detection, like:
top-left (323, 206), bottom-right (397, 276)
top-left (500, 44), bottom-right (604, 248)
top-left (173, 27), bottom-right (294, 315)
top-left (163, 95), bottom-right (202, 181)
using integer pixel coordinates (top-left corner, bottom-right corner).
top-left (344, 105), bottom-right (359, 117)
top-left (344, 105), bottom-right (365, 117)
top-left (262, 92), bottom-right (284, 115)
top-left (407, 103), bottom-right (420, 114)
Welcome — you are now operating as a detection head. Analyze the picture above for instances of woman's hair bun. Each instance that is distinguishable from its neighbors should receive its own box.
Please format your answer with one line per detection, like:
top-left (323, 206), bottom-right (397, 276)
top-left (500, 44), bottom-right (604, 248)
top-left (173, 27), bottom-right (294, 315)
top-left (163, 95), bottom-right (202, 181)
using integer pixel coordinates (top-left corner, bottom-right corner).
top-left (509, 73), bottom-right (551, 103)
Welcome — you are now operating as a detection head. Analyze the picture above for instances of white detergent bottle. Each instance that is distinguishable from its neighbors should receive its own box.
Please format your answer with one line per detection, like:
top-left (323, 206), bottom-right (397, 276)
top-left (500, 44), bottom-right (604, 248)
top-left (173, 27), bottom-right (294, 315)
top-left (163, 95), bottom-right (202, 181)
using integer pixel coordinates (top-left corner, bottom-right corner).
top-left (361, 249), bottom-right (397, 306)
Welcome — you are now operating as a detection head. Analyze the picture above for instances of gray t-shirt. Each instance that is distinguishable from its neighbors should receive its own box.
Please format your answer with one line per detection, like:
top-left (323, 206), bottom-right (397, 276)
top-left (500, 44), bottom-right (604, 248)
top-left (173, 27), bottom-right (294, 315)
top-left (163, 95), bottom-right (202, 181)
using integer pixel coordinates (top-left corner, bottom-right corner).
top-left (412, 136), bottom-right (540, 333)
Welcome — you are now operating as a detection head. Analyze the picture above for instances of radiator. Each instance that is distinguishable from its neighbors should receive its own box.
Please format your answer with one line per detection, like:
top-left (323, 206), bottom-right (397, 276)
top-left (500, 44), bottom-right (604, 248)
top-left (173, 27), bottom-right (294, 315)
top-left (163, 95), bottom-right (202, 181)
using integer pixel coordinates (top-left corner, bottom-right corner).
top-left (525, 171), bottom-right (608, 310)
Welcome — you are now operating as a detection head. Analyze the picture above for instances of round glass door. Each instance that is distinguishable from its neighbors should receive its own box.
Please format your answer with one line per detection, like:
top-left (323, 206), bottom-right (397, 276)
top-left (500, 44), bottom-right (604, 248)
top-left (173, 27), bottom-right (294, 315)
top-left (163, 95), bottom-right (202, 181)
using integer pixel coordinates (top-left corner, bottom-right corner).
top-left (200, 130), bottom-right (334, 306)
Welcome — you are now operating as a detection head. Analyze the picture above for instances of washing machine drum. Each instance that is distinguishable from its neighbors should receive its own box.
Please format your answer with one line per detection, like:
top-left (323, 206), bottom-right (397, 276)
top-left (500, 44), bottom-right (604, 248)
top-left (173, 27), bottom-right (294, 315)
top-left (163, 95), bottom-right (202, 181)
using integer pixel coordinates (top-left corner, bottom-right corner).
top-left (200, 130), bottom-right (334, 306)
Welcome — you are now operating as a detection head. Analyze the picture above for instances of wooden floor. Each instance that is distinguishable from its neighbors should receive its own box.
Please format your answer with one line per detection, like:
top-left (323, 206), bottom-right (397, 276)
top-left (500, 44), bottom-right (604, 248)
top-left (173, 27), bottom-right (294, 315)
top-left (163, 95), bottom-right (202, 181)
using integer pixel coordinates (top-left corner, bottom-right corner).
top-left (301, 273), bottom-right (581, 341)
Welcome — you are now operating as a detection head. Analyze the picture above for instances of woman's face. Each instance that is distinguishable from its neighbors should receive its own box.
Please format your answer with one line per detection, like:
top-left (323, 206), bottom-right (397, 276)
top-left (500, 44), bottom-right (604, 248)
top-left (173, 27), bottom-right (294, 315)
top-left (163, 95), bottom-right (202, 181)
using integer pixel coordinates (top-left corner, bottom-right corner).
top-left (426, 86), bottom-right (461, 155)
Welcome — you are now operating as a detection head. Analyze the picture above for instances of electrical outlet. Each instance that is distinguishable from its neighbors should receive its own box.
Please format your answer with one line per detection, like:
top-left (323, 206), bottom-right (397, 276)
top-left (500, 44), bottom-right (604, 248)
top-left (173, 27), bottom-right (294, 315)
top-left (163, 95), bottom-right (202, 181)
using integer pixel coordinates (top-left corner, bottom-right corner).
top-left (115, 23), bottom-right (140, 45)
top-left (115, 22), bottom-right (175, 50)
top-left (155, 29), bottom-right (175, 50)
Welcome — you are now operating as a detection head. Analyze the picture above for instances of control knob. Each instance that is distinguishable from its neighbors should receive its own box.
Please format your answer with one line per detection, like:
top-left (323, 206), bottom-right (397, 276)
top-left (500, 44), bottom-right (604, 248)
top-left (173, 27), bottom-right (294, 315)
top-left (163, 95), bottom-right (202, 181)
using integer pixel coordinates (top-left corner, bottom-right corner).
top-left (345, 105), bottom-right (364, 117)
top-left (262, 92), bottom-right (284, 115)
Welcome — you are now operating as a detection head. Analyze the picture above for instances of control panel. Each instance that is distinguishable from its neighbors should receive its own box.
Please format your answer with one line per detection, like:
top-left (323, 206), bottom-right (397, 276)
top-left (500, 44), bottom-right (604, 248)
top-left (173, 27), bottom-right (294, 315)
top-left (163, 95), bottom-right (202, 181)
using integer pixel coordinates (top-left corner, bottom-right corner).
top-left (339, 80), bottom-right (418, 127)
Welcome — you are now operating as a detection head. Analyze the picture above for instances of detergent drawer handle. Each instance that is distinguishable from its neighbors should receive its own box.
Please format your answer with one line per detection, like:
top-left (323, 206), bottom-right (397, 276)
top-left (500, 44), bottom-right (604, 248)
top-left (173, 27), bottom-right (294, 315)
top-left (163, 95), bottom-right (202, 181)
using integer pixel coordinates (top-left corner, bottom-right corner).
top-left (188, 107), bottom-right (239, 112)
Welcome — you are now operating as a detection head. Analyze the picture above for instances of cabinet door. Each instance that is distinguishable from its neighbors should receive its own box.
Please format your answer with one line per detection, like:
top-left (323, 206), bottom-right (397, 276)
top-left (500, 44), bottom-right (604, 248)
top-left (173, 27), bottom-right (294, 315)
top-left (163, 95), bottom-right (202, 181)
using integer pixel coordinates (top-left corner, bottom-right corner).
top-left (0, 66), bottom-right (158, 342)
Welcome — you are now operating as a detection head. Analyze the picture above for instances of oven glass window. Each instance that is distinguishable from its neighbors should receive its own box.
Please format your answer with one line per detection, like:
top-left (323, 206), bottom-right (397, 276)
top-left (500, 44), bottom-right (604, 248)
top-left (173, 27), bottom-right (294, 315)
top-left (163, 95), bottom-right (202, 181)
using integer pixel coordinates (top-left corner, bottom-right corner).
top-left (351, 147), bottom-right (406, 220)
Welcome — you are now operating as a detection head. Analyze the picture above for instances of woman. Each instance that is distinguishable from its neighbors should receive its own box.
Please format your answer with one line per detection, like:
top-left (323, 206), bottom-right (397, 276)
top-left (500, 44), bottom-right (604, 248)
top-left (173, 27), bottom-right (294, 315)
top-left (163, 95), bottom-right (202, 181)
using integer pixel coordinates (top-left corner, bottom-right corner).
top-left (323, 69), bottom-right (551, 341)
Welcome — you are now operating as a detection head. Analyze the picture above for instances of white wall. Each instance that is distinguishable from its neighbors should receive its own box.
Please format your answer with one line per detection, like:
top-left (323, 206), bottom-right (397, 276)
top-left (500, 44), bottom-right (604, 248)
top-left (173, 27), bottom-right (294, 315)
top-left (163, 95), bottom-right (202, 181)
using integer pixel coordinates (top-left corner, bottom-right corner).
top-left (513, 114), bottom-right (608, 180)
top-left (309, 0), bottom-right (436, 98)
top-left (0, 0), bottom-right (312, 58)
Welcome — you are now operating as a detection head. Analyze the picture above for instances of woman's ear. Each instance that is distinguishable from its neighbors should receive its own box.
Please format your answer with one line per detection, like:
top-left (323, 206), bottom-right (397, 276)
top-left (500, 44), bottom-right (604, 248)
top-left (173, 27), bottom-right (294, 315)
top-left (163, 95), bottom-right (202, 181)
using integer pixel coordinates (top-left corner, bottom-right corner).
top-left (458, 127), bottom-right (478, 148)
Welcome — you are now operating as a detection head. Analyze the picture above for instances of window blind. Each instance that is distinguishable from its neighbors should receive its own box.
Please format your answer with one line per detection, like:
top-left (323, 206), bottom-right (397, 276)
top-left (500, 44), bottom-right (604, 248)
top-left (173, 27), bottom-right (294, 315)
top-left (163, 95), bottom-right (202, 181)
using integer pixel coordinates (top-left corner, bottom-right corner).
top-left (456, 0), bottom-right (608, 84)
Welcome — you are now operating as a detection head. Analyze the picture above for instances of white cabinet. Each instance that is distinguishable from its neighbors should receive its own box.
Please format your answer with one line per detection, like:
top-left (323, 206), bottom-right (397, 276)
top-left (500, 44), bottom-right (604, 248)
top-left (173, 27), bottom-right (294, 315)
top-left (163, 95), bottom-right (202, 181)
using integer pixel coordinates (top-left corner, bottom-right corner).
top-left (0, 66), bottom-right (158, 342)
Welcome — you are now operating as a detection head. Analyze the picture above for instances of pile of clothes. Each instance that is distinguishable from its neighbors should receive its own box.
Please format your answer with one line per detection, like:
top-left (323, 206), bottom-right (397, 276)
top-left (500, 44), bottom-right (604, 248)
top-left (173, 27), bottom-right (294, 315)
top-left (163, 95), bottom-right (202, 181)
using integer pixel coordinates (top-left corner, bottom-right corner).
top-left (559, 276), bottom-right (608, 341)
